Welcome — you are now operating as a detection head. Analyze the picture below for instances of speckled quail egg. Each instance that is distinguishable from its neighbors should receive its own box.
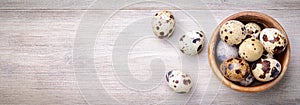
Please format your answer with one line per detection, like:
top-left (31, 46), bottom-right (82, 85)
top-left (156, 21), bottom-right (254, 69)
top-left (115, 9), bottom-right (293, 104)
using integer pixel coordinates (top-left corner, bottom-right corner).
top-left (239, 73), bottom-right (255, 86)
top-left (216, 40), bottom-right (238, 62)
top-left (239, 38), bottom-right (264, 62)
top-left (220, 58), bottom-right (251, 82)
top-left (165, 70), bottom-right (192, 93)
top-left (220, 20), bottom-right (246, 46)
top-left (259, 28), bottom-right (288, 54)
top-left (152, 10), bottom-right (175, 39)
top-left (178, 30), bottom-right (205, 55)
top-left (245, 22), bottom-right (261, 39)
top-left (252, 58), bottom-right (281, 82)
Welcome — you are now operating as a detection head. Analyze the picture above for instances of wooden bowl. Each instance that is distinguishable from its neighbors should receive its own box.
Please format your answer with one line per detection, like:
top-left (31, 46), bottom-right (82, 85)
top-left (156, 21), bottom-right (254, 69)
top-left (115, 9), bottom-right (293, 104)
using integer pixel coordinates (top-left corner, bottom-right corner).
top-left (208, 11), bottom-right (290, 92)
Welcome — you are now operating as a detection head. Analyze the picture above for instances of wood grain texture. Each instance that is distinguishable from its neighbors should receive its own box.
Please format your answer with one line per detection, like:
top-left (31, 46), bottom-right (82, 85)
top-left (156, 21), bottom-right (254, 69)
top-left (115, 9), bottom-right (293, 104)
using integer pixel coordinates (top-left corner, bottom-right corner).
top-left (1, 0), bottom-right (300, 10)
top-left (0, 0), bottom-right (299, 104)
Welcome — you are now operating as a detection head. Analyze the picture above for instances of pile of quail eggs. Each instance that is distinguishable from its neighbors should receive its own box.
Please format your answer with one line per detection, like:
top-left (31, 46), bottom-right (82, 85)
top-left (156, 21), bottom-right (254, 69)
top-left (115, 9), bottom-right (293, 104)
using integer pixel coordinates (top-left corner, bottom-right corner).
top-left (217, 20), bottom-right (288, 86)
top-left (152, 10), bottom-right (206, 93)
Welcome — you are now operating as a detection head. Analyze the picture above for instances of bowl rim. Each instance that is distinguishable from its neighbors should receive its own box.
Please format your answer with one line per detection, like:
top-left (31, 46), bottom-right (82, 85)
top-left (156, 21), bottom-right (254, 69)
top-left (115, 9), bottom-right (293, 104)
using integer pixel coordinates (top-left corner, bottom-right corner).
top-left (208, 11), bottom-right (291, 92)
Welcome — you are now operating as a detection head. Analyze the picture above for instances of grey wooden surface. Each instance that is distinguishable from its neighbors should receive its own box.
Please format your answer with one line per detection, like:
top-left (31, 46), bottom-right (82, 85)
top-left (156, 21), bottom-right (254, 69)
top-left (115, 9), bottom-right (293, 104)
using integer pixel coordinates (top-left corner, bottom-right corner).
top-left (0, 0), bottom-right (299, 104)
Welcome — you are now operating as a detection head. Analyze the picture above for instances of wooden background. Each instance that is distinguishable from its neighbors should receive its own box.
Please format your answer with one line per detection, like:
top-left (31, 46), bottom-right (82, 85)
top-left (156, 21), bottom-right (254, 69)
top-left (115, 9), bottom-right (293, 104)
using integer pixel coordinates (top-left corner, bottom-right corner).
top-left (0, 0), bottom-right (299, 104)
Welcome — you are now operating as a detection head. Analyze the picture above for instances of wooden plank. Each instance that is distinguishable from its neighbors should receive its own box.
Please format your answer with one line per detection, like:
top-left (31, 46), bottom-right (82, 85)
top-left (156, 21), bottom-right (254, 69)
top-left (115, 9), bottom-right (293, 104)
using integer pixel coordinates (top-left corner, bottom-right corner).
top-left (0, 0), bottom-right (95, 10)
top-left (0, 10), bottom-right (85, 104)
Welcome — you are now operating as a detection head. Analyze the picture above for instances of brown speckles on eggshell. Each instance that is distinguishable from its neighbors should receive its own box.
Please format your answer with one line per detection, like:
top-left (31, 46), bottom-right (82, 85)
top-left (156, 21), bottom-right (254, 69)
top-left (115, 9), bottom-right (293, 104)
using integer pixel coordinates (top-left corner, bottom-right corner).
top-left (276, 63), bottom-right (280, 68)
top-left (270, 36), bottom-right (280, 43)
top-left (180, 37), bottom-right (183, 41)
top-left (170, 15), bottom-right (174, 19)
top-left (246, 35), bottom-right (252, 38)
top-left (259, 74), bottom-right (266, 79)
top-left (181, 75), bottom-right (186, 78)
top-left (160, 32), bottom-right (164, 36)
top-left (180, 49), bottom-right (184, 53)
top-left (284, 38), bottom-right (287, 45)
top-left (270, 67), bottom-right (280, 77)
top-left (249, 31), bottom-right (254, 34)
top-left (192, 38), bottom-right (200, 43)
top-left (196, 32), bottom-right (204, 37)
top-left (169, 29), bottom-right (173, 33)
top-left (227, 58), bottom-right (234, 62)
top-left (183, 79), bottom-right (191, 85)
top-left (225, 36), bottom-right (228, 40)
top-left (241, 27), bottom-right (245, 31)
top-left (175, 80), bottom-right (179, 84)
top-left (197, 45), bottom-right (202, 52)
top-left (261, 60), bottom-right (271, 73)
top-left (166, 75), bottom-right (169, 82)
top-left (263, 34), bottom-right (268, 41)
top-left (235, 69), bottom-right (241, 74)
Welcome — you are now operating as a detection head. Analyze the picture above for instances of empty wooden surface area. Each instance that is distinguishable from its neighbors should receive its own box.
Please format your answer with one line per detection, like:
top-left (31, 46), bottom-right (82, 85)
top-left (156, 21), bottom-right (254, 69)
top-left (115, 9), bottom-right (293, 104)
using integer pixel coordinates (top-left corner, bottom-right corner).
top-left (0, 0), bottom-right (299, 104)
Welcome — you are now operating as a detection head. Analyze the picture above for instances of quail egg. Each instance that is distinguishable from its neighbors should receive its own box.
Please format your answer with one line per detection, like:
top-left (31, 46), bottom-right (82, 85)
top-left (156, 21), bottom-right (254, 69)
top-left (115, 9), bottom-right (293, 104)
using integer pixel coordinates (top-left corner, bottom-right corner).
top-left (220, 58), bottom-right (251, 82)
top-left (216, 40), bottom-right (238, 62)
top-left (220, 20), bottom-right (246, 46)
top-left (245, 22), bottom-right (261, 39)
top-left (152, 10), bottom-right (175, 39)
top-left (239, 38), bottom-right (264, 62)
top-left (179, 30), bottom-right (205, 55)
top-left (252, 58), bottom-right (281, 82)
top-left (165, 70), bottom-right (192, 93)
top-left (261, 50), bottom-right (274, 59)
top-left (259, 28), bottom-right (287, 54)
top-left (239, 73), bottom-right (255, 86)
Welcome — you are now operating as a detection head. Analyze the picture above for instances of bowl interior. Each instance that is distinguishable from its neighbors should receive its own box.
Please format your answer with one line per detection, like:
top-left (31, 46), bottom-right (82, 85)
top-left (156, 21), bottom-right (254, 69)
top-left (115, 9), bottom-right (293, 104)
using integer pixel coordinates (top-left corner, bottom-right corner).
top-left (208, 11), bottom-right (290, 92)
